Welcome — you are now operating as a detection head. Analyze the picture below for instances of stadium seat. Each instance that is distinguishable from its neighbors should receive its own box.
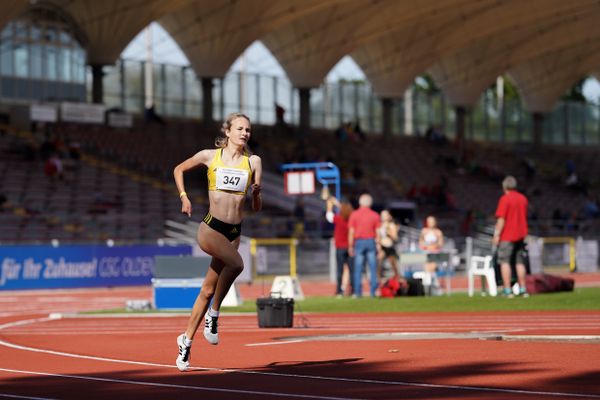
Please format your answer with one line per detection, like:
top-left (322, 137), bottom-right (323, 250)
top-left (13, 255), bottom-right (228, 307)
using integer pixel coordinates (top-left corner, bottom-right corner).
top-left (468, 255), bottom-right (497, 297)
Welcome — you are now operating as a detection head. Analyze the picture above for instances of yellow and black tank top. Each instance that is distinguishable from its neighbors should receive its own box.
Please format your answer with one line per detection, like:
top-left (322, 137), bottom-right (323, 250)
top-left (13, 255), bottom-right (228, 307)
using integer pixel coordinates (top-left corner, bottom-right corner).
top-left (207, 148), bottom-right (253, 195)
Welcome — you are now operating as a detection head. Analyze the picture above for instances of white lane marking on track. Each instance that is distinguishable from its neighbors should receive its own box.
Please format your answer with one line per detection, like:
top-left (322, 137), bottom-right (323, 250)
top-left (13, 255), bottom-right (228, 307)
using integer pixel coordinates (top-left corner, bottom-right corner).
top-left (0, 368), bottom-right (361, 400)
top-left (9, 316), bottom-right (600, 326)
top-left (10, 323), bottom-right (600, 331)
top-left (43, 313), bottom-right (600, 321)
top-left (2, 324), bottom-right (547, 331)
top-left (0, 329), bottom-right (578, 336)
top-left (244, 330), bottom-right (526, 347)
top-left (13, 320), bottom-right (599, 326)
top-left (0, 329), bottom-right (532, 336)
top-left (1, 320), bottom-right (599, 398)
top-left (0, 338), bottom-right (194, 370)
top-left (29, 323), bottom-right (598, 330)
top-left (245, 339), bottom-right (306, 346)
top-left (0, 318), bottom-right (55, 331)
top-left (15, 328), bottom-right (600, 336)
top-left (471, 329), bottom-right (526, 334)
top-left (14, 319), bottom-right (600, 326)
top-left (231, 370), bottom-right (600, 398)
top-left (0, 394), bottom-right (59, 400)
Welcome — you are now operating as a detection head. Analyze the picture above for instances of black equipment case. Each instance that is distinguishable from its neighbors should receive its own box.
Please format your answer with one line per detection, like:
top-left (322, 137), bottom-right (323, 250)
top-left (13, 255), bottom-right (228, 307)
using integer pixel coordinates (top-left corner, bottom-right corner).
top-left (256, 296), bottom-right (294, 328)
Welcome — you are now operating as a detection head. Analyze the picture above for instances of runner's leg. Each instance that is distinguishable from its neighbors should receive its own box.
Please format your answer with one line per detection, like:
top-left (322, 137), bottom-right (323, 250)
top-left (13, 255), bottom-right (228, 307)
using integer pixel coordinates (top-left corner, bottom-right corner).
top-left (197, 224), bottom-right (243, 311)
top-left (184, 258), bottom-right (223, 340)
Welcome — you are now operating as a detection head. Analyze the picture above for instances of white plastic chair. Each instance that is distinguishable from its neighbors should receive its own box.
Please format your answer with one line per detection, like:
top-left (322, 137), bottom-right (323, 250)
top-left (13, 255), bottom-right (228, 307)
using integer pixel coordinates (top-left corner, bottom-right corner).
top-left (468, 255), bottom-right (497, 297)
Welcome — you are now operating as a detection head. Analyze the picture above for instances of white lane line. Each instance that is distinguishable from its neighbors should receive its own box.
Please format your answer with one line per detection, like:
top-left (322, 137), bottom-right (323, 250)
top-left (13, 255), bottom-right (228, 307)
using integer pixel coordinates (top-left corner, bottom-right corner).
top-left (1, 335), bottom-right (599, 398)
top-left (2, 317), bottom-right (600, 398)
top-left (498, 334), bottom-right (600, 342)
top-left (246, 339), bottom-right (306, 347)
top-left (226, 365), bottom-right (600, 399)
top-left (0, 394), bottom-right (59, 400)
top-left (244, 331), bottom-right (526, 347)
top-left (0, 338), bottom-right (194, 370)
top-left (6, 326), bottom-right (598, 334)
top-left (235, 370), bottom-right (600, 398)
top-left (0, 317), bottom-right (55, 331)
top-left (10, 323), bottom-right (600, 331)
top-left (10, 316), bottom-right (600, 326)
top-left (0, 368), bottom-right (361, 400)
top-left (14, 319), bottom-right (600, 326)
top-left (25, 319), bottom-right (600, 326)
top-left (49, 313), bottom-right (600, 322)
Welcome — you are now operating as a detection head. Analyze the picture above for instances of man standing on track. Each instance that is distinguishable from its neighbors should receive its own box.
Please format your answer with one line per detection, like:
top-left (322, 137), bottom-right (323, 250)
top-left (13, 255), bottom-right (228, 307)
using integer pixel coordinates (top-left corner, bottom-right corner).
top-left (493, 176), bottom-right (529, 298)
top-left (348, 193), bottom-right (381, 297)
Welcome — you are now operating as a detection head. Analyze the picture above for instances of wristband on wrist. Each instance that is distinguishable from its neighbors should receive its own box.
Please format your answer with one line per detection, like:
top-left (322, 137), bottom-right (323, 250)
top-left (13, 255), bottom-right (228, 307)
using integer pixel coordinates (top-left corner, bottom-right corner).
top-left (179, 191), bottom-right (187, 198)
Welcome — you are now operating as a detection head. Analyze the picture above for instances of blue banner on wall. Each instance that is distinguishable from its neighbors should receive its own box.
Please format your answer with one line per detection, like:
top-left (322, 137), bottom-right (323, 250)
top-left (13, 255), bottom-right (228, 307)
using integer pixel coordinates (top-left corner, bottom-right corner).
top-left (0, 244), bottom-right (192, 290)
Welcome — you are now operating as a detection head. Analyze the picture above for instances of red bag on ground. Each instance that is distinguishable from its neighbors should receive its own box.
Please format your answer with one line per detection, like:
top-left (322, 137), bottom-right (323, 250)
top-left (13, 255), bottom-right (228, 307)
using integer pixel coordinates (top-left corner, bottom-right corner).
top-left (380, 277), bottom-right (401, 298)
top-left (525, 273), bottom-right (575, 294)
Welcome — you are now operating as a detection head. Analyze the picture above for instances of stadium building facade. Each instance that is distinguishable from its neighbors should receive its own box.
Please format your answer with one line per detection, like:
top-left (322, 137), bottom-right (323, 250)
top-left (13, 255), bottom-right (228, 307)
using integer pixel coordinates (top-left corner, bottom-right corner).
top-left (0, 0), bottom-right (598, 145)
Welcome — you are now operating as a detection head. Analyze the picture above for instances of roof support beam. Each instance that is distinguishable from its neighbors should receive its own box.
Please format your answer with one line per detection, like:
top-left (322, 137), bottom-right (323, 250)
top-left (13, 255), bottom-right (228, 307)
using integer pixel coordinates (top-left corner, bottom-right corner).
top-left (201, 77), bottom-right (214, 125)
top-left (90, 64), bottom-right (104, 104)
top-left (298, 87), bottom-right (311, 134)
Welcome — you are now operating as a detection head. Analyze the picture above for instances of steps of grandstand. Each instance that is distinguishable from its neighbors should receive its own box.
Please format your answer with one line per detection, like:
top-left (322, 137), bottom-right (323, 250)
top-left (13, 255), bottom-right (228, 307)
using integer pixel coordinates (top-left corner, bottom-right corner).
top-left (0, 124), bottom-right (325, 243)
top-left (1, 117), bottom-right (598, 243)
top-left (0, 128), bottom-right (185, 243)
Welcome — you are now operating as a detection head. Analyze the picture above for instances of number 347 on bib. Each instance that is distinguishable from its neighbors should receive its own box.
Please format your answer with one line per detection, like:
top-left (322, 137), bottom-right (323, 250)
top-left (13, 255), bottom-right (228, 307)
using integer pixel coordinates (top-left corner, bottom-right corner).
top-left (216, 167), bottom-right (249, 192)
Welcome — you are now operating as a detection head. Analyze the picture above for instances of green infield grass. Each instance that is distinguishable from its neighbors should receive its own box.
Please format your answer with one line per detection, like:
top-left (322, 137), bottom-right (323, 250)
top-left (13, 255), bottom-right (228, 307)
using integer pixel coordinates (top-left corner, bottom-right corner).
top-left (85, 287), bottom-right (600, 314)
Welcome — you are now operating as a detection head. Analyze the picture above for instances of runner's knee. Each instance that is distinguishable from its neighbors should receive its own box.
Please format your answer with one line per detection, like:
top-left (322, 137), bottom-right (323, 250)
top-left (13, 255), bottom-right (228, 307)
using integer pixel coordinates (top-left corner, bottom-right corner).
top-left (200, 285), bottom-right (215, 300)
top-left (229, 263), bottom-right (244, 276)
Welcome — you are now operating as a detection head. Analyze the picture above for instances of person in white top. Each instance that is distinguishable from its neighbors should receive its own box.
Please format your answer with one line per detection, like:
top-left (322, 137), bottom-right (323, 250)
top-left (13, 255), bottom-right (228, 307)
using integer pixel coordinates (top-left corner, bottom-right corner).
top-left (377, 210), bottom-right (400, 278)
top-left (419, 215), bottom-right (444, 273)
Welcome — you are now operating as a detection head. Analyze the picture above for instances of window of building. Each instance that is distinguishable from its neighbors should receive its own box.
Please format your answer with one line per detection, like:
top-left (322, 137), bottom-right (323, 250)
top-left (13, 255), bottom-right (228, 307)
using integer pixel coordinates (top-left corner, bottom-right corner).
top-left (0, 13), bottom-right (86, 85)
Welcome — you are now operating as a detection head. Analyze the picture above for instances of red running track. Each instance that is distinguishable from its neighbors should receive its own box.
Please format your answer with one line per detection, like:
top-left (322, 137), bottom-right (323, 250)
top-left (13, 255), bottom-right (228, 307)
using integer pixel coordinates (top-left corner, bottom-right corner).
top-left (1, 288), bottom-right (599, 399)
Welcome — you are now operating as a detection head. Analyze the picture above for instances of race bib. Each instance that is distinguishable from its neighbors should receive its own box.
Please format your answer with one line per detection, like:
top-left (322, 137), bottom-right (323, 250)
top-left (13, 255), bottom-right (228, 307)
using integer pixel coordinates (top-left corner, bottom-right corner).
top-left (216, 167), bottom-right (249, 192)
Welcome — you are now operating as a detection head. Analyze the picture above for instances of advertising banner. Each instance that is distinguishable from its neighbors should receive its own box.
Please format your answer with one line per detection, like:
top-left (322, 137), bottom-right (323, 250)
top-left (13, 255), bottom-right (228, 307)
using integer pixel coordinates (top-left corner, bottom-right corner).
top-left (60, 102), bottom-right (105, 124)
top-left (30, 104), bottom-right (58, 122)
top-left (0, 244), bottom-right (192, 290)
top-left (107, 112), bottom-right (133, 128)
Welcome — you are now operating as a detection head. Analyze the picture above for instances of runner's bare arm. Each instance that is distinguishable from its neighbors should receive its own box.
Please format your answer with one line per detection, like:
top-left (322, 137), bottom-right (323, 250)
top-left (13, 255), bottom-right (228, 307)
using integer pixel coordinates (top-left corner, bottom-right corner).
top-left (348, 226), bottom-right (355, 257)
top-left (388, 222), bottom-right (399, 241)
top-left (174, 150), bottom-right (214, 217)
top-left (250, 155), bottom-right (262, 212)
top-left (493, 217), bottom-right (505, 245)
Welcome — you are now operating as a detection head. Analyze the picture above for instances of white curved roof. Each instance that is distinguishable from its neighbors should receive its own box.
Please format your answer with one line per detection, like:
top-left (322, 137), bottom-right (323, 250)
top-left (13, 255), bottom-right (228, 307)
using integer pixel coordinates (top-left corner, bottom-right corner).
top-left (8, 0), bottom-right (600, 112)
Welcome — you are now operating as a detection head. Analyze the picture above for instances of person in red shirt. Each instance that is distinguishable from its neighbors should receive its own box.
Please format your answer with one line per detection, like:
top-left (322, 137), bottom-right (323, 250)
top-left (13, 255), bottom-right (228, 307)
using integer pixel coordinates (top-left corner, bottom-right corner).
top-left (326, 196), bottom-right (354, 297)
top-left (493, 176), bottom-right (529, 297)
top-left (348, 193), bottom-right (381, 297)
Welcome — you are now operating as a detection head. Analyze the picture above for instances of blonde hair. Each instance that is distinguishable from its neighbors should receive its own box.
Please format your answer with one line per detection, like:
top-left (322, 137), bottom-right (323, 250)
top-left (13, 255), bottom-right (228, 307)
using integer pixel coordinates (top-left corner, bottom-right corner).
top-left (426, 215), bottom-right (437, 228)
top-left (381, 209), bottom-right (392, 222)
top-left (215, 112), bottom-right (251, 149)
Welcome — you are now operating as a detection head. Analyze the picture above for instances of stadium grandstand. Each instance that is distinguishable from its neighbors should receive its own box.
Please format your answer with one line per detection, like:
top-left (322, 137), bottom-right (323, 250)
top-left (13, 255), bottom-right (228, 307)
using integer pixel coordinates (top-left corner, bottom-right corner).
top-left (0, 0), bottom-right (599, 245)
